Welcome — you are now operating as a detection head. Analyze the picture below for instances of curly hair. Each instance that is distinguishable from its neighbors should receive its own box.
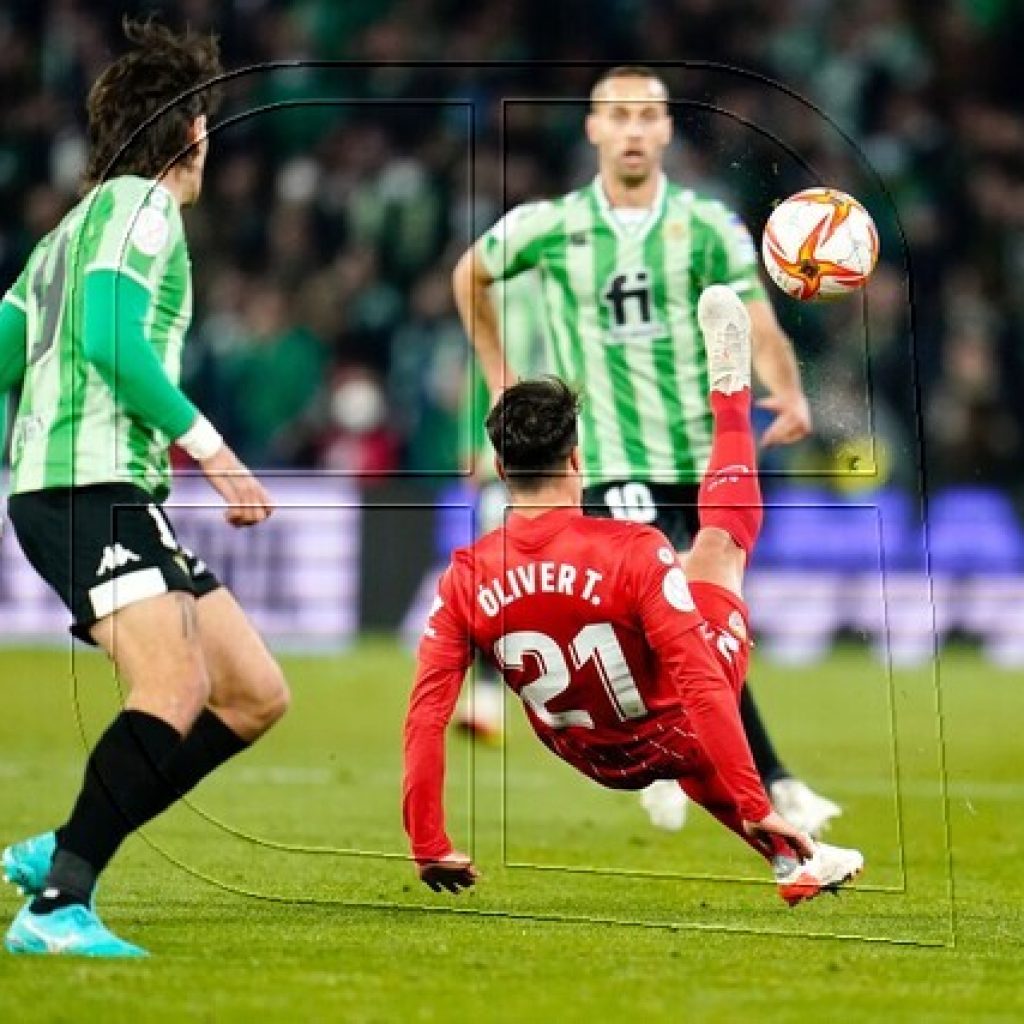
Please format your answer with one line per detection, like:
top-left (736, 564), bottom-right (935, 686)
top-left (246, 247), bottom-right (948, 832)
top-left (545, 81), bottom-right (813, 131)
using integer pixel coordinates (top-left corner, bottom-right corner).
top-left (486, 376), bottom-right (580, 490)
top-left (83, 17), bottom-right (223, 190)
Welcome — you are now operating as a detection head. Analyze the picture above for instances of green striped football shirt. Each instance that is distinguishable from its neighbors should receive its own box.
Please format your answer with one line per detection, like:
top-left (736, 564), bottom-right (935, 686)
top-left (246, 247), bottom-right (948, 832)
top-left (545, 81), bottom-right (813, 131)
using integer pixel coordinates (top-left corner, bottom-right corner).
top-left (478, 174), bottom-right (766, 485)
top-left (6, 176), bottom-right (191, 498)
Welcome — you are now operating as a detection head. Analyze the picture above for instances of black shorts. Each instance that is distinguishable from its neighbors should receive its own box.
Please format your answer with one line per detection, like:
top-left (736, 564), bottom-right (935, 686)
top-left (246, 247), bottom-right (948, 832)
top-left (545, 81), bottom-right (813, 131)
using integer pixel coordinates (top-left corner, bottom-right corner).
top-left (7, 483), bottom-right (221, 644)
top-left (582, 480), bottom-right (700, 551)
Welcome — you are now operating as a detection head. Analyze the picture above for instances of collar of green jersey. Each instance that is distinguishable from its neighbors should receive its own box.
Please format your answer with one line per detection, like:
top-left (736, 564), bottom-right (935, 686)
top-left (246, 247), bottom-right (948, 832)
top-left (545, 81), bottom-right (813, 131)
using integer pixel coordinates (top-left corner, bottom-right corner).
top-left (591, 172), bottom-right (668, 243)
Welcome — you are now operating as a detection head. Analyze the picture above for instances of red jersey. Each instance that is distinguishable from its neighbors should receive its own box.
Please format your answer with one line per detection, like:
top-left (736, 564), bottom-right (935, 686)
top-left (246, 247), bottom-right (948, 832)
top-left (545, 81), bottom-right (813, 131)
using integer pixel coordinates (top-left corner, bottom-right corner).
top-left (403, 507), bottom-right (771, 862)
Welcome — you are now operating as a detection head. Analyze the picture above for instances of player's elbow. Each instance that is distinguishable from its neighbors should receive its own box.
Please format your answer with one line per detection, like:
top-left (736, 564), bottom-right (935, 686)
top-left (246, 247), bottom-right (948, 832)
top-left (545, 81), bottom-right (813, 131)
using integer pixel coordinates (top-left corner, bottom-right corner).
top-left (452, 248), bottom-right (474, 298)
top-left (453, 247), bottom-right (490, 299)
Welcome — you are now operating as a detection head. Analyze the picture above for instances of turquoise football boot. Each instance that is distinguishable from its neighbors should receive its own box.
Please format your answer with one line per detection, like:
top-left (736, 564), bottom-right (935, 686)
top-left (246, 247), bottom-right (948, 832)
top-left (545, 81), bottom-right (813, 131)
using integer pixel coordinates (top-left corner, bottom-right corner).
top-left (2, 832), bottom-right (56, 897)
top-left (5, 901), bottom-right (148, 958)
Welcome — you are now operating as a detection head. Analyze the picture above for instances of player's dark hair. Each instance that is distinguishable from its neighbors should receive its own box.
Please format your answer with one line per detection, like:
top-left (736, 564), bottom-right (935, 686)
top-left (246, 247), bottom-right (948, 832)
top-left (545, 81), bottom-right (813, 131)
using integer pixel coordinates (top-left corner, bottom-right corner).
top-left (590, 65), bottom-right (668, 107)
top-left (83, 17), bottom-right (223, 190)
top-left (486, 377), bottom-right (580, 491)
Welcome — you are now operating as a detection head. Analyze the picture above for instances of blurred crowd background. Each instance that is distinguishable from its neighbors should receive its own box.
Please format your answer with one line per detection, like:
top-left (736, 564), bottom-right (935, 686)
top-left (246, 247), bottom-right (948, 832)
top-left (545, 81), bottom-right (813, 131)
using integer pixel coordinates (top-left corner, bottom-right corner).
top-left (1, 0), bottom-right (1022, 503)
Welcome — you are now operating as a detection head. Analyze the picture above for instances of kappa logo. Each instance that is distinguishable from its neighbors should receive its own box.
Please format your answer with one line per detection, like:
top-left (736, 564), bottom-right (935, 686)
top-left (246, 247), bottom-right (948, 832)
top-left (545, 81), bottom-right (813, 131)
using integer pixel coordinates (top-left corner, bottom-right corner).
top-left (95, 544), bottom-right (141, 577)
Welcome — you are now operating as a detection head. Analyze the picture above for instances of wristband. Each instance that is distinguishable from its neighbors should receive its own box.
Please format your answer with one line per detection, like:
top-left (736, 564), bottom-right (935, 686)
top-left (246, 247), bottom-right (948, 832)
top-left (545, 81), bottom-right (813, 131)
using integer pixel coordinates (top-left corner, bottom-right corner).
top-left (176, 415), bottom-right (223, 461)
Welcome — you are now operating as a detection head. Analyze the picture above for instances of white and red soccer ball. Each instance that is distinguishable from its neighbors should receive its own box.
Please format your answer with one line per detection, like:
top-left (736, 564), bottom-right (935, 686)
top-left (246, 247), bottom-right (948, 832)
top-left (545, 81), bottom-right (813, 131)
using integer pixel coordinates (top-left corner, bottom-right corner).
top-left (761, 187), bottom-right (879, 301)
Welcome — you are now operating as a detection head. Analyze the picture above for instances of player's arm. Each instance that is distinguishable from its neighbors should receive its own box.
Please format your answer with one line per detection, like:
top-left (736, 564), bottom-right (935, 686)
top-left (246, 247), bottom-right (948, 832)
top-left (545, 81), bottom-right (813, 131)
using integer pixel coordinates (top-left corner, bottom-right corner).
top-left (452, 201), bottom-right (557, 399)
top-left (746, 298), bottom-right (812, 448)
top-left (703, 201), bottom-right (811, 447)
top-left (0, 275), bottom-right (29, 438)
top-left (402, 563), bottom-right (478, 892)
top-left (452, 246), bottom-right (510, 399)
top-left (81, 269), bottom-right (271, 526)
top-left (0, 278), bottom-right (28, 538)
top-left (626, 529), bottom-right (771, 823)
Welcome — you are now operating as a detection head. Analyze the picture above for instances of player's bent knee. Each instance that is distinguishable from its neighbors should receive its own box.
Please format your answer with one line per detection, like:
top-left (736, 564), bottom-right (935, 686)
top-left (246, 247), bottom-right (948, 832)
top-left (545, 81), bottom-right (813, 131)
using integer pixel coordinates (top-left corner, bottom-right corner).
top-left (259, 667), bottom-right (291, 728)
top-left (227, 662), bottom-right (290, 737)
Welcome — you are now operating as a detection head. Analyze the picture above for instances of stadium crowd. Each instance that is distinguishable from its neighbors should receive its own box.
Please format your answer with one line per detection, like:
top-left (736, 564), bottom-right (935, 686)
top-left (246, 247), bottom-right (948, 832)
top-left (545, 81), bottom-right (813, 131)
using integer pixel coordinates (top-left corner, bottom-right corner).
top-left (0, 0), bottom-right (1021, 502)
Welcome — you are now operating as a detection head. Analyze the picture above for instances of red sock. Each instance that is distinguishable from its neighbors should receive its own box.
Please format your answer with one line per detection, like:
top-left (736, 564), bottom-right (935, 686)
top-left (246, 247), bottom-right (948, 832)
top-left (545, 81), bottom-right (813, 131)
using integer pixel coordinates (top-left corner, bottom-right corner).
top-left (698, 387), bottom-right (762, 558)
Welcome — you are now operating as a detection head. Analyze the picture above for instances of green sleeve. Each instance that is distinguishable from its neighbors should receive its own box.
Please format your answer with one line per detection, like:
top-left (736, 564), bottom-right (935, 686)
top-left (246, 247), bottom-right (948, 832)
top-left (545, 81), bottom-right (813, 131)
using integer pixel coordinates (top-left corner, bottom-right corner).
top-left (477, 201), bottom-right (562, 281)
top-left (699, 200), bottom-right (767, 303)
top-left (82, 269), bottom-right (198, 440)
top-left (0, 293), bottom-right (28, 458)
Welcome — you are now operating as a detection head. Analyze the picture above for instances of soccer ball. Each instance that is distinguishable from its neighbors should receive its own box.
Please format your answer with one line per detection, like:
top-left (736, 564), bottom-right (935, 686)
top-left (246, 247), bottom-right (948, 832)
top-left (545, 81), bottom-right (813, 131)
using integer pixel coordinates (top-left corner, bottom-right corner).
top-left (761, 188), bottom-right (879, 301)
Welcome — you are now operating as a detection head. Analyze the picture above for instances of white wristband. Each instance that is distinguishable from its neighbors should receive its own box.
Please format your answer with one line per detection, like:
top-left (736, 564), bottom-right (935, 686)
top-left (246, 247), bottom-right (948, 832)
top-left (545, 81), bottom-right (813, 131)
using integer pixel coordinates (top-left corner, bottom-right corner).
top-left (176, 415), bottom-right (223, 461)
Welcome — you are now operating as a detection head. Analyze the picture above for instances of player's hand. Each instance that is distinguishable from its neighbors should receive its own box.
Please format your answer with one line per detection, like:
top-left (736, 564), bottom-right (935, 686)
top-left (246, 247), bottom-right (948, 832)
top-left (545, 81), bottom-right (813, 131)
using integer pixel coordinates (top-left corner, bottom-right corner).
top-left (744, 811), bottom-right (815, 862)
top-left (417, 851), bottom-right (479, 894)
top-left (757, 391), bottom-right (812, 448)
top-left (199, 444), bottom-right (274, 528)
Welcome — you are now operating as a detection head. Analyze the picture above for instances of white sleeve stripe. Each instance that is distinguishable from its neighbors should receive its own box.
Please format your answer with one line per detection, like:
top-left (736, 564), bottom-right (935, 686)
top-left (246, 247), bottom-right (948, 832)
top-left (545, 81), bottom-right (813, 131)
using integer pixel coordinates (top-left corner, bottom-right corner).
top-left (84, 262), bottom-right (154, 292)
top-left (2, 293), bottom-right (27, 312)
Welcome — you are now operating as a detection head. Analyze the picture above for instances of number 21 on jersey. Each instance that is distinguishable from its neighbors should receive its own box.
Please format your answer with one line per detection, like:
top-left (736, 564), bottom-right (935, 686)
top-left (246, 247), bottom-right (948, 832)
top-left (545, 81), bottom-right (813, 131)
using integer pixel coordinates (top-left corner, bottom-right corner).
top-left (494, 623), bottom-right (648, 730)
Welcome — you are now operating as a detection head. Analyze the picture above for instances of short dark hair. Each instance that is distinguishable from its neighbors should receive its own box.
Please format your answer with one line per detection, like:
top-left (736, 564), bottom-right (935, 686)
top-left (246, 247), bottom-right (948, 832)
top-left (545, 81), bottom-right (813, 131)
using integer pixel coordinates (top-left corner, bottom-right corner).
top-left (590, 65), bottom-right (669, 108)
top-left (486, 377), bottom-right (580, 491)
top-left (83, 17), bottom-right (223, 189)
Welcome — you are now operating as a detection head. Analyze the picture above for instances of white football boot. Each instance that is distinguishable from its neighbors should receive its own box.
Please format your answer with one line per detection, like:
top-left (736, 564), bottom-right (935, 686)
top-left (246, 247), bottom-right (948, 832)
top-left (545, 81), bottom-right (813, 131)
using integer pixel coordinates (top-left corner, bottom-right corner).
top-left (770, 778), bottom-right (843, 838)
top-left (455, 678), bottom-right (503, 744)
top-left (639, 780), bottom-right (689, 832)
top-left (773, 840), bottom-right (864, 906)
top-left (697, 284), bottom-right (752, 394)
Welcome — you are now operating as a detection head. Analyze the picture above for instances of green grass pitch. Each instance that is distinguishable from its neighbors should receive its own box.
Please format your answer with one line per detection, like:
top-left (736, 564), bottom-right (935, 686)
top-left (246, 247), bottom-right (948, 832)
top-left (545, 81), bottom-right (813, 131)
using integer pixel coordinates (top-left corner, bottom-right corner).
top-left (0, 640), bottom-right (1021, 1022)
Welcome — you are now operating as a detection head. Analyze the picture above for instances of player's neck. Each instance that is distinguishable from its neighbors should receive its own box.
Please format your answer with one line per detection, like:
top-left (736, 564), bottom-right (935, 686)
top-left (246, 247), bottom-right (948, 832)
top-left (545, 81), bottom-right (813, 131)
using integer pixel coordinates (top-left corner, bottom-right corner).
top-left (157, 168), bottom-right (191, 208)
top-left (509, 486), bottom-right (579, 519)
top-left (599, 169), bottom-right (661, 209)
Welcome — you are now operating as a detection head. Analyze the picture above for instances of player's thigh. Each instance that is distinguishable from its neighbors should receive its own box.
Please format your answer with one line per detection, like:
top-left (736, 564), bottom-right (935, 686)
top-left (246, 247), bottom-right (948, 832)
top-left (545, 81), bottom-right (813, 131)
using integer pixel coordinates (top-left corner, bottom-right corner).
top-left (688, 580), bottom-right (751, 694)
top-left (194, 587), bottom-right (290, 738)
top-left (9, 484), bottom-right (211, 728)
top-left (90, 591), bottom-right (210, 731)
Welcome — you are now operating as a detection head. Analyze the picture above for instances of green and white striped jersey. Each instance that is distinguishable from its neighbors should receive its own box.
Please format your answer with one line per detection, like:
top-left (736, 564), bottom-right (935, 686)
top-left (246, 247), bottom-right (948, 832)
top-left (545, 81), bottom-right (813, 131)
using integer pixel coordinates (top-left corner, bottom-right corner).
top-left (5, 176), bottom-right (191, 499)
top-left (478, 174), bottom-right (766, 485)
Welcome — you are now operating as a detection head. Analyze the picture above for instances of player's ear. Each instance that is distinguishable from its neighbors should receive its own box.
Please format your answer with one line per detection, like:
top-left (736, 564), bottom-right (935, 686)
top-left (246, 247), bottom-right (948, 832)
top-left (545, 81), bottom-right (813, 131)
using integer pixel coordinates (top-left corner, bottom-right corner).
top-left (495, 456), bottom-right (506, 482)
top-left (658, 109), bottom-right (673, 147)
top-left (569, 447), bottom-right (581, 474)
top-left (585, 110), bottom-right (601, 146)
top-left (189, 115), bottom-right (208, 145)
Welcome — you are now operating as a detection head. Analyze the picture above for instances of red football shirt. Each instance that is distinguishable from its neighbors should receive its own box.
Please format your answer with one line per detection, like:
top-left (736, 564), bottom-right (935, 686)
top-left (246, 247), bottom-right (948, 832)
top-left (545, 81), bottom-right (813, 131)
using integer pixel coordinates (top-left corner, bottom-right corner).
top-left (403, 506), bottom-right (770, 862)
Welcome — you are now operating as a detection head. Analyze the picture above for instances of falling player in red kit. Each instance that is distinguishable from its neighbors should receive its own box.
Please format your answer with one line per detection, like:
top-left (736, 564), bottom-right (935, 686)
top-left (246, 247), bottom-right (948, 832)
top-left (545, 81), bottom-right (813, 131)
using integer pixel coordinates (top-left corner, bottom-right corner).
top-left (403, 285), bottom-right (864, 904)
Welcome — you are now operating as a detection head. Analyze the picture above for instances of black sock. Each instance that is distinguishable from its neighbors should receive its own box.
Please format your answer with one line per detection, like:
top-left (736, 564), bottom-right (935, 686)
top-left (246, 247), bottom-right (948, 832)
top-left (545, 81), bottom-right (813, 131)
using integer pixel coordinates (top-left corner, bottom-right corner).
top-left (40, 710), bottom-right (182, 910)
top-left (739, 684), bottom-right (790, 787)
top-left (150, 709), bottom-right (249, 819)
top-left (40, 711), bottom-right (249, 914)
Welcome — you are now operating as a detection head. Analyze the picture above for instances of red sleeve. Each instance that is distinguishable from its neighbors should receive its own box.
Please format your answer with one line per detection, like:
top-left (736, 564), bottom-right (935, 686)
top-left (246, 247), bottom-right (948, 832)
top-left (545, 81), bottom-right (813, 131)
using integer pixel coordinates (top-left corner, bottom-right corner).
top-left (402, 562), bottom-right (473, 862)
top-left (625, 529), bottom-right (772, 822)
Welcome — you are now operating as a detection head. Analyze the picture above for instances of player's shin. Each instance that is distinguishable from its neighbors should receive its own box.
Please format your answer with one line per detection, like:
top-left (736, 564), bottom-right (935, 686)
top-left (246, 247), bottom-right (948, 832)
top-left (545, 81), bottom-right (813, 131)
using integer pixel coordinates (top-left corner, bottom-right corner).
top-left (697, 388), bottom-right (763, 559)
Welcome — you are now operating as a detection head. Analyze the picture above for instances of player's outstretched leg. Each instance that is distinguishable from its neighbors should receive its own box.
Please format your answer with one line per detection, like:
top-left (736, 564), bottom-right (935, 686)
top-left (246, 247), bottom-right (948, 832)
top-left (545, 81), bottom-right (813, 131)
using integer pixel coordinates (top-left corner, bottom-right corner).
top-left (696, 284), bottom-right (842, 837)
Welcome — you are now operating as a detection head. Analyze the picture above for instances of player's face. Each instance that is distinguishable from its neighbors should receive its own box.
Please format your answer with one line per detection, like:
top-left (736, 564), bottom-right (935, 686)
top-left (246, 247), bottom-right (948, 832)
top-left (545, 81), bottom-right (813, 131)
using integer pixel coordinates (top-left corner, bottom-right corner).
top-left (586, 77), bottom-right (672, 187)
top-left (181, 115), bottom-right (209, 205)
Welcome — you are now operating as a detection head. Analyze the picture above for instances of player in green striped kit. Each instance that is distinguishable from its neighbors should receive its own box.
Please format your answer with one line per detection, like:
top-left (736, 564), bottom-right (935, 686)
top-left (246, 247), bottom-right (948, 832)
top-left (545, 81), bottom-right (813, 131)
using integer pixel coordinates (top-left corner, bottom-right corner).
top-left (453, 66), bottom-right (840, 836)
top-left (0, 21), bottom-right (289, 957)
